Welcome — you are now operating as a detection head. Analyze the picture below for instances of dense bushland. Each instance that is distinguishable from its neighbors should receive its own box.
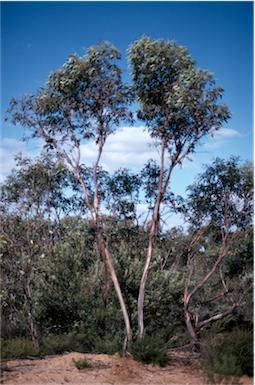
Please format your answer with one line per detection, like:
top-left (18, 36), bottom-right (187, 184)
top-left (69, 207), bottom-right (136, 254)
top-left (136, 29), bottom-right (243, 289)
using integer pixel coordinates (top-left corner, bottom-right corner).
top-left (2, 38), bottom-right (253, 373)
top-left (1, 196), bottom-right (253, 369)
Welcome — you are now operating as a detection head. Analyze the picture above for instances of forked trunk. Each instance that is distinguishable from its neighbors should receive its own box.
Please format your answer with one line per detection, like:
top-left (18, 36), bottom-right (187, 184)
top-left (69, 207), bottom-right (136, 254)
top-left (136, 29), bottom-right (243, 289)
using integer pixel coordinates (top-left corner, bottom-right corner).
top-left (138, 212), bottom-right (159, 339)
top-left (138, 234), bottom-right (153, 338)
top-left (137, 137), bottom-right (166, 339)
top-left (184, 302), bottom-right (197, 346)
top-left (97, 229), bottom-right (132, 344)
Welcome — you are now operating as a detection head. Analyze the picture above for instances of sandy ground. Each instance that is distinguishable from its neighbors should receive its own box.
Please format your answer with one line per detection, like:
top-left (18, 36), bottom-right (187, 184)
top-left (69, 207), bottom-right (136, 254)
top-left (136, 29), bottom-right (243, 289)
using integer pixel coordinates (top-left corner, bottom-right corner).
top-left (1, 351), bottom-right (253, 385)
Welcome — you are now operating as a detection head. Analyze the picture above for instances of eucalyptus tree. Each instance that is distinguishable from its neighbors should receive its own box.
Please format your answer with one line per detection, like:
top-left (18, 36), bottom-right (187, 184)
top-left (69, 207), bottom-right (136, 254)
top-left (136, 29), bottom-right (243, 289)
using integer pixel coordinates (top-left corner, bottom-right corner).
top-left (182, 157), bottom-right (253, 344)
top-left (106, 168), bottom-right (142, 221)
top-left (128, 36), bottom-right (230, 338)
top-left (6, 42), bottom-right (134, 345)
top-left (1, 153), bottom-right (72, 222)
top-left (0, 153), bottom-right (70, 347)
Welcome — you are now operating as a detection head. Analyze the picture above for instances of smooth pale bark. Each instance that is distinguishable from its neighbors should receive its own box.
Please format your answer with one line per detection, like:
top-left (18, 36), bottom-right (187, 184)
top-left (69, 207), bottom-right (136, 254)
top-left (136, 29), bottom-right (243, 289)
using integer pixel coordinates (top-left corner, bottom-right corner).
top-left (184, 302), bottom-right (197, 343)
top-left (137, 222), bottom-right (156, 338)
top-left (138, 137), bottom-right (173, 339)
top-left (66, 141), bottom-right (132, 345)
top-left (137, 134), bottom-right (185, 339)
top-left (24, 281), bottom-right (39, 349)
top-left (97, 230), bottom-right (132, 343)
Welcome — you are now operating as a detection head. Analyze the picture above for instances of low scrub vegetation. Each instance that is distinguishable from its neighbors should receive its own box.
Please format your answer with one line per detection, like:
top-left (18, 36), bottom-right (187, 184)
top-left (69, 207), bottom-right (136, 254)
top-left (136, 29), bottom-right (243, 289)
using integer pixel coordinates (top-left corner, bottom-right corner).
top-left (73, 357), bottom-right (92, 370)
top-left (131, 335), bottom-right (170, 367)
top-left (1, 122), bottom-right (253, 374)
top-left (1, 337), bottom-right (39, 359)
top-left (202, 329), bottom-right (253, 383)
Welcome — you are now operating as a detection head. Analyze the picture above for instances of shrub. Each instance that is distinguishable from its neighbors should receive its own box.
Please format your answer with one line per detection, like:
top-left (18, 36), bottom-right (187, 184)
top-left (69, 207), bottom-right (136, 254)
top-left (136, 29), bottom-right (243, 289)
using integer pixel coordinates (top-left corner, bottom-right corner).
top-left (68, 330), bottom-right (95, 353)
top-left (202, 328), bottom-right (253, 384)
top-left (40, 333), bottom-right (71, 355)
top-left (73, 357), bottom-right (92, 370)
top-left (93, 333), bottom-right (123, 355)
top-left (1, 337), bottom-right (39, 359)
top-left (204, 353), bottom-right (242, 384)
top-left (131, 335), bottom-right (170, 367)
top-left (39, 330), bottom-right (123, 356)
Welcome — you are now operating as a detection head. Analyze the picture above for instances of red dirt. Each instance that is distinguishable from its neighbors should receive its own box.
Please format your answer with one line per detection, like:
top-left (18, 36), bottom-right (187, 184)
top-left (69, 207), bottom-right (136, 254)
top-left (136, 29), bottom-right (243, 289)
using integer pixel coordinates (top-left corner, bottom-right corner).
top-left (1, 351), bottom-right (253, 385)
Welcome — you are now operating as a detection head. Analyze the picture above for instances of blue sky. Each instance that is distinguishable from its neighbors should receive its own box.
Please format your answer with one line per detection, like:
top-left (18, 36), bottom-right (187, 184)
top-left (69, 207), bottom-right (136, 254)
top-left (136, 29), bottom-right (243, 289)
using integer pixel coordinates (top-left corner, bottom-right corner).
top-left (1, 1), bottom-right (253, 225)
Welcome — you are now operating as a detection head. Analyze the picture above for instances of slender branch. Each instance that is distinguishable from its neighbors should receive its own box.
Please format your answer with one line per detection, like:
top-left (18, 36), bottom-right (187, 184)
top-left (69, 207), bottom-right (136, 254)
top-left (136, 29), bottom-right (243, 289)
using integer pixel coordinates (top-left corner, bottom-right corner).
top-left (197, 308), bottom-right (236, 329)
top-left (184, 228), bottom-right (204, 299)
top-left (201, 290), bottom-right (231, 305)
top-left (161, 247), bottom-right (171, 271)
top-left (219, 264), bottom-right (228, 294)
top-left (93, 134), bottom-right (106, 222)
top-left (186, 231), bottom-right (237, 303)
top-left (219, 263), bottom-right (235, 307)
top-left (187, 250), bottom-right (227, 303)
top-left (197, 282), bottom-right (253, 330)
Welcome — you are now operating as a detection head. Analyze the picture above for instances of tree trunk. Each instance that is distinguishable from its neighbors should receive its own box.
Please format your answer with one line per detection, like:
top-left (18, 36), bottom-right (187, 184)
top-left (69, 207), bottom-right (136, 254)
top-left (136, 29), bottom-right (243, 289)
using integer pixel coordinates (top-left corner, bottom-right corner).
top-left (138, 209), bottom-right (159, 338)
top-left (70, 143), bottom-right (132, 347)
top-left (25, 281), bottom-right (39, 350)
top-left (97, 229), bottom-right (132, 344)
top-left (183, 301), bottom-right (197, 346)
top-left (137, 137), bottom-right (166, 339)
top-left (138, 230), bottom-right (153, 338)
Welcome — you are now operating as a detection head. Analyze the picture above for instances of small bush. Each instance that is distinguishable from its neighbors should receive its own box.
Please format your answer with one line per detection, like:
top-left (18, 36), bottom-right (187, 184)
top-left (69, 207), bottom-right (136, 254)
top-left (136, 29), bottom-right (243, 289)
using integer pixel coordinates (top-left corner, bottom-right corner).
top-left (204, 353), bottom-right (242, 384)
top-left (202, 328), bottom-right (253, 383)
top-left (1, 337), bottom-right (39, 359)
top-left (73, 357), bottom-right (92, 370)
top-left (68, 330), bottom-right (95, 353)
top-left (39, 330), bottom-right (122, 356)
top-left (131, 335), bottom-right (170, 367)
top-left (40, 333), bottom-right (71, 355)
top-left (93, 334), bottom-right (123, 355)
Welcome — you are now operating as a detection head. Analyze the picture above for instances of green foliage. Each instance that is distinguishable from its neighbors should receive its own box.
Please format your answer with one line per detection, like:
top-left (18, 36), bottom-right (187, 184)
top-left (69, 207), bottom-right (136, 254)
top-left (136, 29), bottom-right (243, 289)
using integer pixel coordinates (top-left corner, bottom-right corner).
top-left (226, 226), bottom-right (253, 278)
top-left (106, 168), bottom-right (141, 221)
top-left (143, 268), bottom-right (185, 341)
top-left (181, 158), bottom-right (253, 344)
top-left (37, 330), bottom-right (123, 357)
top-left (38, 330), bottom-right (94, 356)
top-left (0, 153), bottom-right (71, 217)
top-left (73, 357), bottom-right (92, 370)
top-left (128, 36), bottom-right (231, 340)
top-left (1, 39), bottom-right (253, 355)
top-left (131, 335), bottom-right (170, 367)
top-left (69, 331), bottom-right (95, 353)
top-left (40, 334), bottom-right (72, 355)
top-left (128, 36), bottom-right (230, 149)
top-left (5, 41), bottom-right (135, 345)
top-left (93, 333), bottom-right (123, 355)
top-left (6, 42), bottom-right (133, 152)
top-left (204, 354), bottom-right (242, 385)
top-left (186, 157), bottom-right (253, 229)
top-left (1, 337), bottom-right (39, 359)
top-left (202, 329), bottom-right (253, 383)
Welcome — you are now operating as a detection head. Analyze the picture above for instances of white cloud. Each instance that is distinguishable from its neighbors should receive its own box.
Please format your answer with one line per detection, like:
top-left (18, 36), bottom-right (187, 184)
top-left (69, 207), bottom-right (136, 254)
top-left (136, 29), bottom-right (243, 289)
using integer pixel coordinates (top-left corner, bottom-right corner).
top-left (2, 125), bottom-right (238, 184)
top-left (80, 126), bottom-right (159, 172)
top-left (79, 125), bottom-right (202, 173)
top-left (0, 126), bottom-right (157, 183)
top-left (203, 127), bottom-right (241, 149)
top-left (0, 139), bottom-right (25, 182)
top-left (215, 128), bottom-right (241, 138)
top-left (0, 137), bottom-right (42, 183)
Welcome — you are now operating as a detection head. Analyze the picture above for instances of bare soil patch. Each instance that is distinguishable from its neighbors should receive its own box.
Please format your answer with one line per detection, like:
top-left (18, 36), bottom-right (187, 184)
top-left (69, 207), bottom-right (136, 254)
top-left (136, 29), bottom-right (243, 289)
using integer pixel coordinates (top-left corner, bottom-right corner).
top-left (1, 351), bottom-right (253, 385)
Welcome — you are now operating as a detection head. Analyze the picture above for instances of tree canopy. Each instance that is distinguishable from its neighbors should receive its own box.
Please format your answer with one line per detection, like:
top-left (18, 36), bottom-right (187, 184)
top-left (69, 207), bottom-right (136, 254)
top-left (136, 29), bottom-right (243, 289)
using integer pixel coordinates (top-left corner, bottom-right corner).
top-left (4, 38), bottom-right (252, 358)
top-left (128, 37), bottom-right (230, 159)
